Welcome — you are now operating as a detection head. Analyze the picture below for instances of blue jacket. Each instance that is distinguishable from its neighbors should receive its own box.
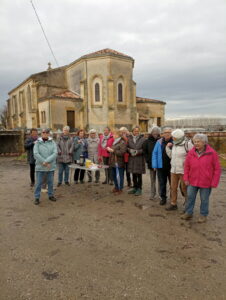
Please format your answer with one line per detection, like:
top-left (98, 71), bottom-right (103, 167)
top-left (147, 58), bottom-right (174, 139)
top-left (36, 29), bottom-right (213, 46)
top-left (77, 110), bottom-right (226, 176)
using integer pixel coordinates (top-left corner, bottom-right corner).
top-left (73, 137), bottom-right (88, 161)
top-left (33, 137), bottom-right (57, 171)
top-left (152, 137), bottom-right (172, 169)
top-left (152, 139), bottom-right (163, 169)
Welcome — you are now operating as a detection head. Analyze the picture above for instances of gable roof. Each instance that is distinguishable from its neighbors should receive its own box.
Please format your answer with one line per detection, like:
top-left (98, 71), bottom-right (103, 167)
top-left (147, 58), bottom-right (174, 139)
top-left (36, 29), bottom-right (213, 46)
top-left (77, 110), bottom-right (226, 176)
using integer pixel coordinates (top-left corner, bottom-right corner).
top-left (68, 48), bottom-right (134, 68)
top-left (136, 96), bottom-right (166, 105)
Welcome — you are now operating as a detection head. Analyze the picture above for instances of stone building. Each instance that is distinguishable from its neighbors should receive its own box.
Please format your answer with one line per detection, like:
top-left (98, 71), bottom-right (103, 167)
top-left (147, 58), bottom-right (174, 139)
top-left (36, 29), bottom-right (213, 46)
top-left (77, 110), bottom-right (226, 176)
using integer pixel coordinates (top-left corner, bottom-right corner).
top-left (6, 49), bottom-right (166, 132)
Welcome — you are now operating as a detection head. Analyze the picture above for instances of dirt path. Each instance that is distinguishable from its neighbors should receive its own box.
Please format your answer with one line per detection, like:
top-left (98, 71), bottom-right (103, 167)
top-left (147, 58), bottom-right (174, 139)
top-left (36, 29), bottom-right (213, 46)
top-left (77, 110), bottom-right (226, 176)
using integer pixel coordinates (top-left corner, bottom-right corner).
top-left (0, 157), bottom-right (226, 300)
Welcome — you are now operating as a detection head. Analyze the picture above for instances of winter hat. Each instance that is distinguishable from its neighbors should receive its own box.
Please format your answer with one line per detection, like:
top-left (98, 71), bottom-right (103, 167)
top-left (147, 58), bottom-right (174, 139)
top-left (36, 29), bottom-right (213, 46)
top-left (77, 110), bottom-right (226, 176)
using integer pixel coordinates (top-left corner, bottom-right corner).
top-left (172, 129), bottom-right (184, 140)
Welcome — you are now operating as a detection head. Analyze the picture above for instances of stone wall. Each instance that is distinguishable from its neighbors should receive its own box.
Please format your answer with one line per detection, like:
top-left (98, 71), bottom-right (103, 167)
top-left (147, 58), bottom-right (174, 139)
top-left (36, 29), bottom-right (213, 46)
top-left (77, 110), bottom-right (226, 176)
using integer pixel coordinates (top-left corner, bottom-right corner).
top-left (186, 131), bottom-right (226, 154)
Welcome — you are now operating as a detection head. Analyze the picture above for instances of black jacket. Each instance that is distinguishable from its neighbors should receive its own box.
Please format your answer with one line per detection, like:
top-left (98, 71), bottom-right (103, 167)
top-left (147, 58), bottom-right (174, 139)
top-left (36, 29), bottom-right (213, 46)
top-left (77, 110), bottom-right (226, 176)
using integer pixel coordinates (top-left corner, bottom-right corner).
top-left (142, 136), bottom-right (160, 169)
top-left (24, 136), bottom-right (36, 164)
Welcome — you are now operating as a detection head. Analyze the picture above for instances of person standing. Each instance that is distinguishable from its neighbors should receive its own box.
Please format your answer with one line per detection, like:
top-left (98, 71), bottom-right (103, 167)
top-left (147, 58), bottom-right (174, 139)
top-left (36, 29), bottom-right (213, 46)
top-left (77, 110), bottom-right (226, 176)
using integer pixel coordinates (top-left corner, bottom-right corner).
top-left (24, 128), bottom-right (38, 187)
top-left (165, 129), bottom-right (193, 211)
top-left (107, 130), bottom-right (127, 195)
top-left (87, 129), bottom-right (100, 183)
top-left (33, 128), bottom-right (57, 205)
top-left (181, 134), bottom-right (221, 223)
top-left (142, 126), bottom-right (161, 200)
top-left (98, 127), bottom-right (114, 184)
top-left (127, 126), bottom-right (146, 196)
top-left (152, 128), bottom-right (173, 205)
top-left (119, 127), bottom-right (131, 188)
top-left (57, 126), bottom-right (74, 187)
top-left (73, 129), bottom-right (88, 183)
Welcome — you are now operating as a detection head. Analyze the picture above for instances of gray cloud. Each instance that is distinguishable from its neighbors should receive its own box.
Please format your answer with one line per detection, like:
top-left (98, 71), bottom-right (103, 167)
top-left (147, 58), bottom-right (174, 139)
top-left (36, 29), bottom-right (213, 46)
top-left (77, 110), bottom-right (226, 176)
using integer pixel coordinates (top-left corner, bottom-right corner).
top-left (0, 0), bottom-right (226, 118)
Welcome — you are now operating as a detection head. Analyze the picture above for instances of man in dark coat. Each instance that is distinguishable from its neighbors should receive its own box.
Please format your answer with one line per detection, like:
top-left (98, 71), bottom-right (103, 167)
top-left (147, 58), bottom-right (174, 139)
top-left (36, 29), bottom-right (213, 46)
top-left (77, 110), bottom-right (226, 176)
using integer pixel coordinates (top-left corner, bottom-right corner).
top-left (24, 128), bottom-right (38, 186)
top-left (152, 128), bottom-right (173, 205)
top-left (143, 126), bottom-right (161, 200)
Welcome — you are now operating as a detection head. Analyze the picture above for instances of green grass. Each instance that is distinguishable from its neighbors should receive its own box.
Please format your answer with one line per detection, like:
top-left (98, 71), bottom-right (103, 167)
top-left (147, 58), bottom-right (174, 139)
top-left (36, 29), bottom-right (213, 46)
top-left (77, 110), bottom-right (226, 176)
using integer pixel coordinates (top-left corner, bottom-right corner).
top-left (220, 157), bottom-right (226, 169)
top-left (17, 153), bottom-right (27, 161)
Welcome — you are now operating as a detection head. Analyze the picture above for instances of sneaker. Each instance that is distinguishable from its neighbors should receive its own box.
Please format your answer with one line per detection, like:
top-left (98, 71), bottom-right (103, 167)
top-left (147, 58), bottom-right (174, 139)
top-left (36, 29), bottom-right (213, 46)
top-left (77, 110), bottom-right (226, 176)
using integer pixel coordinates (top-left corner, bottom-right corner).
top-left (74, 181), bottom-right (78, 184)
top-left (181, 213), bottom-right (193, 220)
top-left (49, 196), bottom-right (57, 202)
top-left (65, 182), bottom-right (70, 186)
top-left (135, 188), bottom-right (142, 196)
top-left (109, 181), bottom-right (114, 185)
top-left (198, 215), bottom-right (207, 223)
top-left (102, 180), bottom-right (107, 184)
top-left (94, 180), bottom-right (99, 184)
top-left (159, 199), bottom-right (166, 205)
top-left (128, 188), bottom-right (137, 194)
top-left (166, 204), bottom-right (178, 211)
top-left (57, 183), bottom-right (62, 187)
top-left (34, 198), bottom-right (39, 205)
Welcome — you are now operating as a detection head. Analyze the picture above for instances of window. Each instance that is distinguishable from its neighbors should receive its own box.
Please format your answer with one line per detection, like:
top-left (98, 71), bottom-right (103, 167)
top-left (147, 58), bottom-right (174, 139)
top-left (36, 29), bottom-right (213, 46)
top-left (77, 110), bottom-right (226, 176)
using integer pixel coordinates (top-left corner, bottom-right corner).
top-left (118, 83), bottom-right (123, 102)
top-left (157, 117), bottom-right (161, 127)
top-left (95, 83), bottom-right (100, 102)
top-left (92, 77), bottom-right (102, 104)
top-left (41, 111), bottom-right (46, 123)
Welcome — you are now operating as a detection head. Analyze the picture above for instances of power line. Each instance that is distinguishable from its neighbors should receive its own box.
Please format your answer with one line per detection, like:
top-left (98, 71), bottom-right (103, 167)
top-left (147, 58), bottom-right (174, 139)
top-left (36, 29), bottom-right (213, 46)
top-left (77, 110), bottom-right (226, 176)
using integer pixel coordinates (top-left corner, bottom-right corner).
top-left (30, 0), bottom-right (59, 67)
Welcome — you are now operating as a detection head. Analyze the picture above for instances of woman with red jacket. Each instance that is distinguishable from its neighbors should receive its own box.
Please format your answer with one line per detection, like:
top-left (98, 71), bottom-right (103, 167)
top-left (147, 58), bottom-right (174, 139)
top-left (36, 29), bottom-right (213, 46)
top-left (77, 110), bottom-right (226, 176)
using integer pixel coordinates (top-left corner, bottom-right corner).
top-left (98, 127), bottom-right (114, 184)
top-left (181, 134), bottom-right (221, 223)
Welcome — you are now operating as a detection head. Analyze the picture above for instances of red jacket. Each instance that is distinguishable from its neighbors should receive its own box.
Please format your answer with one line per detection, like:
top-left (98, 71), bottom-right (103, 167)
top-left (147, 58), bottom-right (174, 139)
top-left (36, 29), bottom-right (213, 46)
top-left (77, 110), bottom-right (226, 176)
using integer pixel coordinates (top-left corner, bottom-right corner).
top-left (183, 145), bottom-right (221, 188)
top-left (98, 133), bottom-right (114, 158)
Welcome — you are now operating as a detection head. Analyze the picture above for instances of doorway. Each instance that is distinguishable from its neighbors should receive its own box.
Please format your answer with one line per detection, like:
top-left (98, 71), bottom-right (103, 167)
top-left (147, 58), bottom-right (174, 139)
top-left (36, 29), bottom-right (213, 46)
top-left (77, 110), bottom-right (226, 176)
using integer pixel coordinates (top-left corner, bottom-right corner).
top-left (67, 110), bottom-right (75, 130)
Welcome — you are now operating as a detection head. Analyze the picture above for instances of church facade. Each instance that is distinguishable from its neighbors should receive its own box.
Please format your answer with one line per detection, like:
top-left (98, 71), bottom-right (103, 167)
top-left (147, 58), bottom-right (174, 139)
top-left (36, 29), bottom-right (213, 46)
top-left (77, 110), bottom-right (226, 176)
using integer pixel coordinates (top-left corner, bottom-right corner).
top-left (6, 49), bottom-right (166, 132)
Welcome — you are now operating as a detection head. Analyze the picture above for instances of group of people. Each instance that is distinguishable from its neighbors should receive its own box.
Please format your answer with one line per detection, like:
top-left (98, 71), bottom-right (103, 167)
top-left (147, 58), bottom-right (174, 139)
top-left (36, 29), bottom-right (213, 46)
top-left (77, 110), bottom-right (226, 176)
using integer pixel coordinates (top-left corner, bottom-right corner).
top-left (25, 125), bottom-right (221, 223)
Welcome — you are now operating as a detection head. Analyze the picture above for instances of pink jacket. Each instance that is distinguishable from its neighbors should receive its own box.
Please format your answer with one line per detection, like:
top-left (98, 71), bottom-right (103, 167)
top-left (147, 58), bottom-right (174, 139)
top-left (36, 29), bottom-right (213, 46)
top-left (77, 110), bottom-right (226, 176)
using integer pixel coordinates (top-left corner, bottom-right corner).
top-left (183, 145), bottom-right (221, 188)
top-left (98, 133), bottom-right (114, 158)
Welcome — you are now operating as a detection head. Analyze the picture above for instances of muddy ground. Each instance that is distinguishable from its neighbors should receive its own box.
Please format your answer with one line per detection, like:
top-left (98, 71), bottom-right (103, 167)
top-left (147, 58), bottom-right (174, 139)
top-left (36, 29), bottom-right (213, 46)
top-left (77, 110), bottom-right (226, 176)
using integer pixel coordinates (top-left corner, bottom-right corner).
top-left (0, 157), bottom-right (226, 300)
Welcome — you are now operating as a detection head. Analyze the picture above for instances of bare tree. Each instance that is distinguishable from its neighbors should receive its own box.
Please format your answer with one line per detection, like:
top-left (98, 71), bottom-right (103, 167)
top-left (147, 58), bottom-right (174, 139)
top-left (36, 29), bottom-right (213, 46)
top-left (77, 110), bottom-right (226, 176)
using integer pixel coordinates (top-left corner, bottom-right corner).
top-left (0, 105), bottom-right (7, 128)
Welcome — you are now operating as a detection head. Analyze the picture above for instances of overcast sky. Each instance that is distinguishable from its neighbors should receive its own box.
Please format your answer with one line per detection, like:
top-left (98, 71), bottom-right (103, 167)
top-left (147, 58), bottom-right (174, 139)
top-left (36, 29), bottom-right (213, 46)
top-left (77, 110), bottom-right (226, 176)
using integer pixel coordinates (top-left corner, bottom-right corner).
top-left (0, 0), bottom-right (226, 118)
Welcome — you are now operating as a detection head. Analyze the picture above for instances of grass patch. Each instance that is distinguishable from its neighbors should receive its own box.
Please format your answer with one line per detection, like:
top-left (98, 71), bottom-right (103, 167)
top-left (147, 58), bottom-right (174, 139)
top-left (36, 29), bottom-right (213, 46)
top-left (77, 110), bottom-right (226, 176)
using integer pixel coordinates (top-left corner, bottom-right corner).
top-left (219, 157), bottom-right (226, 169)
top-left (17, 153), bottom-right (27, 161)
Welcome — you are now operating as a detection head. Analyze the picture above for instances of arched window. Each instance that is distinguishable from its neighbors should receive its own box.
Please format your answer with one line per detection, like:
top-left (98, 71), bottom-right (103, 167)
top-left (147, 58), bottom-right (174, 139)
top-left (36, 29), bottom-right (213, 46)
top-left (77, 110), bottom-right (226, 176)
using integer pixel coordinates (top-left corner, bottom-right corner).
top-left (118, 83), bottom-right (123, 102)
top-left (93, 77), bottom-right (102, 104)
top-left (27, 86), bottom-right (32, 112)
top-left (95, 83), bottom-right (100, 102)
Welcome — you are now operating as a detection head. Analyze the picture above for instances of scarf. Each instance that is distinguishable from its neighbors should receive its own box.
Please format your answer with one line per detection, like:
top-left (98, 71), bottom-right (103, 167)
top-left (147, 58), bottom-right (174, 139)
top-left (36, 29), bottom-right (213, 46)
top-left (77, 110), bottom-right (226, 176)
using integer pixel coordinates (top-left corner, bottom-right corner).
top-left (173, 136), bottom-right (185, 145)
top-left (113, 137), bottom-right (121, 145)
top-left (132, 134), bottom-right (140, 144)
top-left (101, 133), bottom-right (111, 148)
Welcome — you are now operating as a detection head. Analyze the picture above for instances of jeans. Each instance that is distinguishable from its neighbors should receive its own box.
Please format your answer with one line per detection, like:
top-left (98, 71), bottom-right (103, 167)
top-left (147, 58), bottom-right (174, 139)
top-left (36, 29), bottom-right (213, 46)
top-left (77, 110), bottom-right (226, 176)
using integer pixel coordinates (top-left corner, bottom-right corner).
top-left (58, 162), bottom-right (70, 183)
top-left (157, 168), bottom-right (171, 201)
top-left (186, 185), bottom-right (212, 216)
top-left (34, 171), bottom-right (54, 199)
top-left (30, 164), bottom-right (35, 184)
top-left (112, 167), bottom-right (125, 190)
top-left (132, 173), bottom-right (142, 190)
